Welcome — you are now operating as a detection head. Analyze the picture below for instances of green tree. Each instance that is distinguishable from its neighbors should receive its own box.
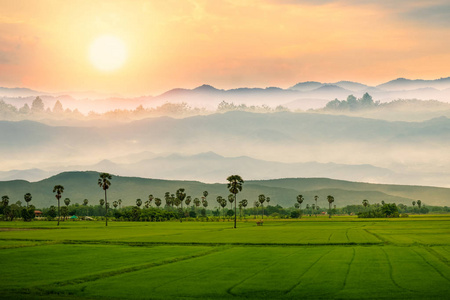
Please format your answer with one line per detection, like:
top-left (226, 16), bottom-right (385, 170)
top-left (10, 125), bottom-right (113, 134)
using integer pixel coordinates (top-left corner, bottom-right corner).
top-left (218, 196), bottom-right (227, 221)
top-left (2, 195), bottom-right (10, 207)
top-left (63, 198), bottom-right (71, 219)
top-left (327, 195), bottom-right (335, 218)
top-left (228, 194), bottom-right (234, 210)
top-left (155, 198), bottom-right (162, 208)
top-left (61, 206), bottom-right (68, 221)
top-left (113, 201), bottom-right (118, 210)
top-left (53, 185), bottom-right (64, 226)
top-left (83, 199), bottom-right (89, 216)
top-left (176, 188), bottom-right (186, 222)
top-left (136, 198), bottom-right (142, 208)
top-left (118, 199), bottom-right (122, 209)
top-left (98, 173), bottom-right (112, 226)
top-left (193, 198), bottom-right (201, 215)
top-left (24, 193), bottom-right (32, 208)
top-left (362, 199), bottom-right (369, 211)
top-left (148, 194), bottom-right (154, 207)
top-left (258, 194), bottom-right (266, 219)
top-left (254, 201), bottom-right (260, 219)
top-left (417, 200), bottom-right (422, 209)
top-left (227, 175), bottom-right (244, 228)
top-left (314, 195), bottom-right (319, 217)
top-left (99, 199), bottom-right (105, 207)
top-left (296, 195), bottom-right (304, 218)
top-left (241, 199), bottom-right (248, 219)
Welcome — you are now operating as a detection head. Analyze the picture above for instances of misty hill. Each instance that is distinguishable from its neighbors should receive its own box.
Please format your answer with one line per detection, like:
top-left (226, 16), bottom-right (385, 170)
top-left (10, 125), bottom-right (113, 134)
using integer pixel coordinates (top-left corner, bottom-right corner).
top-left (2, 111), bottom-right (450, 187)
top-left (377, 77), bottom-right (450, 91)
top-left (0, 87), bottom-right (47, 97)
top-left (1, 152), bottom-right (400, 184)
top-left (0, 171), bottom-right (448, 209)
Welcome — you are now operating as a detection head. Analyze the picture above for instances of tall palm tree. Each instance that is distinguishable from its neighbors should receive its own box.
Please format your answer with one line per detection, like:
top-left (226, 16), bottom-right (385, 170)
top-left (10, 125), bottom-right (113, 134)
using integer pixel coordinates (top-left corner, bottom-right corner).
top-left (238, 201), bottom-right (243, 219)
top-left (241, 199), bottom-right (248, 219)
top-left (219, 197), bottom-right (227, 221)
top-left (24, 193), bottom-right (32, 208)
top-left (63, 198), bottom-right (70, 220)
top-left (296, 195), bottom-right (304, 218)
top-left (193, 198), bottom-right (201, 215)
top-left (98, 173), bottom-right (112, 227)
top-left (327, 195), bottom-right (335, 218)
top-left (258, 194), bottom-right (266, 219)
top-left (417, 200), bottom-right (422, 209)
top-left (203, 191), bottom-right (208, 202)
top-left (254, 201), bottom-right (260, 219)
top-left (83, 199), bottom-right (89, 216)
top-left (362, 199), bottom-right (369, 211)
top-left (412, 200), bottom-right (416, 207)
top-left (176, 188), bottom-right (186, 222)
top-left (113, 201), bottom-right (118, 210)
top-left (1, 195), bottom-right (9, 207)
top-left (148, 194), bottom-right (154, 207)
top-left (227, 175), bottom-right (244, 229)
top-left (266, 197), bottom-right (271, 207)
top-left (314, 195), bottom-right (319, 217)
top-left (118, 199), bottom-right (122, 209)
top-left (53, 185), bottom-right (64, 226)
top-left (228, 194), bottom-right (234, 210)
top-left (99, 199), bottom-right (105, 207)
top-left (155, 198), bottom-right (162, 208)
top-left (136, 198), bottom-right (142, 208)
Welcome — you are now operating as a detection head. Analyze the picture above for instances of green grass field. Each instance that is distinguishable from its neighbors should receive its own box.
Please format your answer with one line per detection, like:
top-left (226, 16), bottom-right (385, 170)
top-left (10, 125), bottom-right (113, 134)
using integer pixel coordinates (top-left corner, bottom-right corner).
top-left (1, 216), bottom-right (449, 299)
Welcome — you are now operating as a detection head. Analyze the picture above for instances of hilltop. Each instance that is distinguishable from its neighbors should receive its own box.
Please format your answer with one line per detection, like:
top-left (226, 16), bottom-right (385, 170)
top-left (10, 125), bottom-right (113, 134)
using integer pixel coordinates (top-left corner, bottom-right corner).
top-left (0, 171), bottom-right (448, 208)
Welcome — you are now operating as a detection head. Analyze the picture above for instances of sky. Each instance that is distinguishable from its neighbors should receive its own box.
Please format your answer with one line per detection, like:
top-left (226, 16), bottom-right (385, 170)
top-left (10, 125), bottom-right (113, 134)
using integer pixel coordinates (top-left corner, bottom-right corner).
top-left (0, 0), bottom-right (449, 96)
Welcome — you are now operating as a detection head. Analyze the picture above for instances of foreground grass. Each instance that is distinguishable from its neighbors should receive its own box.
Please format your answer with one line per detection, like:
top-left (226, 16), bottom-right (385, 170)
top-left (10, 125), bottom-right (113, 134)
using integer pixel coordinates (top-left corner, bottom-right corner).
top-left (1, 215), bottom-right (449, 299)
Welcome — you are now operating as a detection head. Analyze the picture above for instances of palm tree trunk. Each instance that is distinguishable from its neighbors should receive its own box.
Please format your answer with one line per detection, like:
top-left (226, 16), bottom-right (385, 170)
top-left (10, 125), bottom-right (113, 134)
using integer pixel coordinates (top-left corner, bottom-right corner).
top-left (234, 194), bottom-right (237, 229)
top-left (105, 189), bottom-right (108, 227)
top-left (180, 202), bottom-right (183, 223)
top-left (57, 198), bottom-right (60, 226)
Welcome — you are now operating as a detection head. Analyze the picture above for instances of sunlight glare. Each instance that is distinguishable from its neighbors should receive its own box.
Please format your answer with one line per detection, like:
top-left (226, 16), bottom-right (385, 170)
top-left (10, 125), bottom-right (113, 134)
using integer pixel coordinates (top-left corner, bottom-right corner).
top-left (89, 35), bottom-right (127, 72)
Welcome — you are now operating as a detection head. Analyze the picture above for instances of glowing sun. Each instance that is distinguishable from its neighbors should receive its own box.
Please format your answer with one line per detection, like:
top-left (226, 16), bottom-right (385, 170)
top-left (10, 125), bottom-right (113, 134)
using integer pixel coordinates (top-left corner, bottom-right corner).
top-left (89, 35), bottom-right (127, 71)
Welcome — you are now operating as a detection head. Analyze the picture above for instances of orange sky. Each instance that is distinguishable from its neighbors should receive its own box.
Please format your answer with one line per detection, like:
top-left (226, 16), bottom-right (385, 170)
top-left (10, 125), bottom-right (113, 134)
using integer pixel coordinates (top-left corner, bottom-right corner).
top-left (0, 0), bottom-right (449, 96)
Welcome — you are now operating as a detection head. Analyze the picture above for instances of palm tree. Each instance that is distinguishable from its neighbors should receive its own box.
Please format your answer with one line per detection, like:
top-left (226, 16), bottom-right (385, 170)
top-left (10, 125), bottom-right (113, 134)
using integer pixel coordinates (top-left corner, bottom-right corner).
top-left (412, 200), bottom-right (416, 207)
top-left (203, 191), bottom-right (208, 202)
top-left (219, 197), bottom-right (227, 221)
top-left (1, 195), bottom-right (9, 207)
top-left (417, 200), bottom-right (422, 209)
top-left (314, 195), bottom-right (319, 217)
top-left (24, 193), bottom-right (32, 208)
top-left (99, 199), bottom-right (105, 207)
top-left (238, 201), bottom-right (243, 219)
top-left (185, 196), bottom-right (192, 207)
top-left (136, 198), bottom-right (142, 208)
top-left (176, 188), bottom-right (186, 222)
top-left (254, 201), bottom-right (260, 219)
top-left (63, 198), bottom-right (70, 220)
top-left (83, 199), bottom-right (89, 217)
top-left (241, 199), bottom-right (248, 219)
top-left (202, 198), bottom-right (208, 216)
top-left (296, 195), bottom-right (304, 218)
top-left (228, 194), bottom-right (234, 210)
top-left (118, 199), bottom-right (122, 209)
top-left (227, 175), bottom-right (244, 229)
top-left (113, 201), bottom-right (118, 210)
top-left (362, 199), bottom-right (369, 211)
top-left (327, 195), bottom-right (335, 218)
top-left (53, 185), bottom-right (64, 226)
top-left (193, 198), bottom-right (201, 215)
top-left (144, 200), bottom-right (150, 209)
top-left (98, 173), bottom-right (112, 227)
top-left (258, 194), bottom-right (266, 219)
top-left (266, 197), bottom-right (271, 207)
top-left (148, 194), bottom-right (154, 207)
top-left (155, 198), bottom-right (162, 208)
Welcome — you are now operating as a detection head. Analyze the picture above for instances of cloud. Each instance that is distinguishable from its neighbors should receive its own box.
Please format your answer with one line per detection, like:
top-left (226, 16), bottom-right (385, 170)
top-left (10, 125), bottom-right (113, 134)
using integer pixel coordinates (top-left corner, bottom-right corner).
top-left (405, 4), bottom-right (450, 27)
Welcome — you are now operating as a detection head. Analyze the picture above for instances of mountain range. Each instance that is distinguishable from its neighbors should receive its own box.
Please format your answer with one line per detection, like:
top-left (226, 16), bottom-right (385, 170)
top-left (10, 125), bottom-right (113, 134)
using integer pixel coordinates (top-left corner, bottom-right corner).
top-left (1, 171), bottom-right (448, 208)
top-left (2, 77), bottom-right (450, 113)
top-left (1, 111), bottom-right (450, 188)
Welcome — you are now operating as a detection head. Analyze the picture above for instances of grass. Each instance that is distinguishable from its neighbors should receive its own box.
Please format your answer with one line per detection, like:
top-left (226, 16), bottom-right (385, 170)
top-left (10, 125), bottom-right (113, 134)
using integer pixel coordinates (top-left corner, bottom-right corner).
top-left (1, 215), bottom-right (449, 299)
